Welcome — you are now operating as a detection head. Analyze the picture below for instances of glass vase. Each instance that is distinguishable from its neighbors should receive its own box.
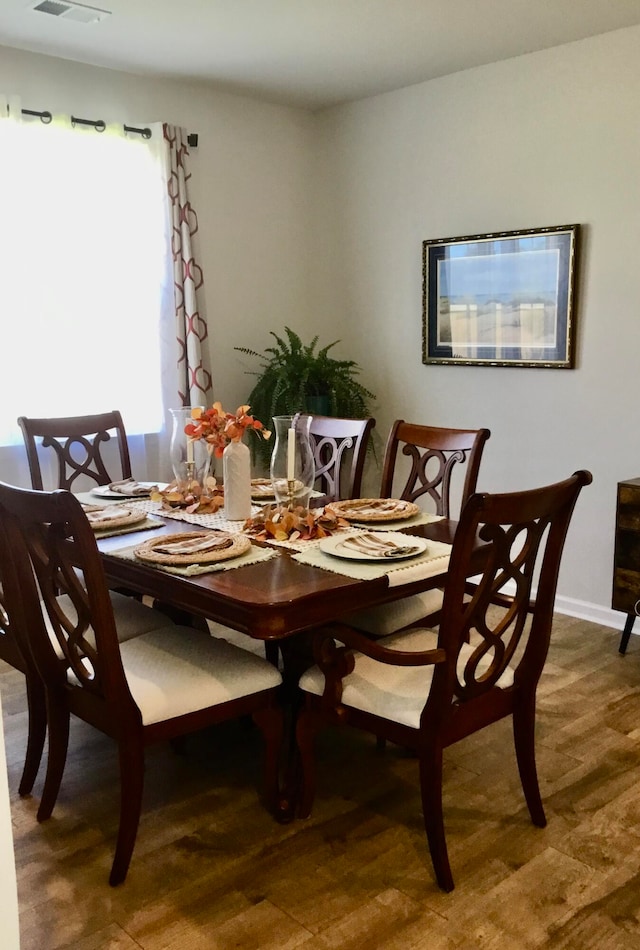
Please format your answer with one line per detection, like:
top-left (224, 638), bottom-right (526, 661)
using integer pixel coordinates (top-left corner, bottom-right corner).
top-left (169, 407), bottom-right (211, 483)
top-left (223, 438), bottom-right (252, 520)
top-left (270, 414), bottom-right (315, 509)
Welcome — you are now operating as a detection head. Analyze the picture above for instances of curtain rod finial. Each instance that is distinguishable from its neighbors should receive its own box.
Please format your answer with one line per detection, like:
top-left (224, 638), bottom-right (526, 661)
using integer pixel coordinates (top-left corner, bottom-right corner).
top-left (187, 133), bottom-right (198, 148)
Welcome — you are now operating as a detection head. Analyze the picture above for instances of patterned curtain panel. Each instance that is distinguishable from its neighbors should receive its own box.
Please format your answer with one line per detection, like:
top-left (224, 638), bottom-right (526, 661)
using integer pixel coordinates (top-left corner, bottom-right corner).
top-left (162, 124), bottom-right (213, 408)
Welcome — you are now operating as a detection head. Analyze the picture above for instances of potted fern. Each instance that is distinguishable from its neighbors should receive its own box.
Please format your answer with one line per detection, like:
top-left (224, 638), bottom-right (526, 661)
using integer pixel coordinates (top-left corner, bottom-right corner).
top-left (234, 327), bottom-right (376, 465)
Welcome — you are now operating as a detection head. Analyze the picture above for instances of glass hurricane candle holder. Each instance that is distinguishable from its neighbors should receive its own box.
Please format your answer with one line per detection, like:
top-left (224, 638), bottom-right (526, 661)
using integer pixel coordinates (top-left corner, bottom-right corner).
top-left (270, 414), bottom-right (315, 509)
top-left (169, 407), bottom-right (211, 483)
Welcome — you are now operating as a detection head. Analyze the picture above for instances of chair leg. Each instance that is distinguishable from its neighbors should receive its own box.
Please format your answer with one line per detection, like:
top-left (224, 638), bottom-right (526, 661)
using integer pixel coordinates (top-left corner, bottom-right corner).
top-left (18, 675), bottom-right (47, 797)
top-left (419, 742), bottom-right (454, 892)
top-left (295, 705), bottom-right (321, 819)
top-left (252, 702), bottom-right (284, 816)
top-left (513, 696), bottom-right (546, 828)
top-left (109, 737), bottom-right (145, 887)
top-left (37, 693), bottom-right (70, 822)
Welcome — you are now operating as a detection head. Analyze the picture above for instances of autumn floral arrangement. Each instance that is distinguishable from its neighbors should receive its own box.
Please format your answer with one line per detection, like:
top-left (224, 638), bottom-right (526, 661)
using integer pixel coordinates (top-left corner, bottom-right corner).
top-left (150, 476), bottom-right (224, 514)
top-left (243, 504), bottom-right (349, 542)
top-left (151, 404), bottom-right (271, 513)
top-left (184, 403), bottom-right (271, 457)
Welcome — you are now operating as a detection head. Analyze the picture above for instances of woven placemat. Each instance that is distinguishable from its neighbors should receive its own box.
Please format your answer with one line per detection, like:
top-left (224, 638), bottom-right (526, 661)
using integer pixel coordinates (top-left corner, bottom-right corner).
top-left (84, 506), bottom-right (149, 531)
top-left (325, 498), bottom-right (421, 522)
top-left (134, 531), bottom-right (251, 566)
top-left (292, 538), bottom-right (452, 585)
top-left (92, 517), bottom-right (164, 540)
top-left (109, 539), bottom-right (279, 576)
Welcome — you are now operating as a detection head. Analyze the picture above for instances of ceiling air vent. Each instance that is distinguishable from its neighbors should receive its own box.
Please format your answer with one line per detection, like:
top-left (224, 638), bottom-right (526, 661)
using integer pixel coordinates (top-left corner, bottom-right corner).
top-left (29, 1), bottom-right (111, 23)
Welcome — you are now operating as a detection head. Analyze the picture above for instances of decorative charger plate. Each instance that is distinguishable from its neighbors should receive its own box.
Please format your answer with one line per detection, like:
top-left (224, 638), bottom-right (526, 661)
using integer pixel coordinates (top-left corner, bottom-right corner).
top-left (325, 498), bottom-right (420, 523)
top-left (319, 531), bottom-right (427, 562)
top-left (83, 506), bottom-right (149, 531)
top-left (91, 481), bottom-right (166, 499)
top-left (134, 531), bottom-right (251, 566)
top-left (251, 478), bottom-right (276, 499)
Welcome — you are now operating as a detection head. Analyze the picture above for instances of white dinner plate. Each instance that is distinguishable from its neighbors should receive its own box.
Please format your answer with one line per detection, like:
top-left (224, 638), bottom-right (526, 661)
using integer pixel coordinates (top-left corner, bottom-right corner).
top-left (91, 481), bottom-right (167, 499)
top-left (319, 531), bottom-right (427, 562)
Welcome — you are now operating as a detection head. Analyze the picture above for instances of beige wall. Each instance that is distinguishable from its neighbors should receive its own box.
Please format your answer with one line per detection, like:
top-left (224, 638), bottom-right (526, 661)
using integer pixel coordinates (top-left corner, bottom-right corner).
top-left (312, 26), bottom-right (640, 625)
top-left (2, 27), bottom-right (639, 624)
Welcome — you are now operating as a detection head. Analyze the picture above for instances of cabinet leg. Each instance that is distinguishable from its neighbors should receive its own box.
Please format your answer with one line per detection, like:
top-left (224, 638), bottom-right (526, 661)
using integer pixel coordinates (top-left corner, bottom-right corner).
top-left (619, 613), bottom-right (636, 655)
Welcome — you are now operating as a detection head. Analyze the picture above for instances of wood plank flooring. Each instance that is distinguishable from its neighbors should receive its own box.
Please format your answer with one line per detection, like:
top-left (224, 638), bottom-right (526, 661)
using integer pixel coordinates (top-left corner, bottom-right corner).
top-left (3, 614), bottom-right (640, 949)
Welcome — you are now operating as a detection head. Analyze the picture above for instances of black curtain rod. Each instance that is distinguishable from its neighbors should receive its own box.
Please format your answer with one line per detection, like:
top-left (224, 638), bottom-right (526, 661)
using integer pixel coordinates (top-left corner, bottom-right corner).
top-left (19, 108), bottom-right (198, 146)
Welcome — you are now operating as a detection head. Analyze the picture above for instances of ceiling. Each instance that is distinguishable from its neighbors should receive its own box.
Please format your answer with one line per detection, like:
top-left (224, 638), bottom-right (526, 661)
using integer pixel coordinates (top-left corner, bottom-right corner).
top-left (2, 0), bottom-right (640, 111)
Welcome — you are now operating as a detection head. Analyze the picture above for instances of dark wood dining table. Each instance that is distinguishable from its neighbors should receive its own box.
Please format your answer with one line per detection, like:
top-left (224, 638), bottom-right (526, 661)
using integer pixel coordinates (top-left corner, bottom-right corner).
top-left (95, 510), bottom-right (484, 818)
top-left (96, 517), bottom-right (465, 647)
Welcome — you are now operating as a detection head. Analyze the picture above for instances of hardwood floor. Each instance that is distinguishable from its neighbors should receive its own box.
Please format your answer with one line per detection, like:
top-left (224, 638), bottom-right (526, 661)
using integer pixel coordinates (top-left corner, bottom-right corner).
top-left (3, 614), bottom-right (640, 949)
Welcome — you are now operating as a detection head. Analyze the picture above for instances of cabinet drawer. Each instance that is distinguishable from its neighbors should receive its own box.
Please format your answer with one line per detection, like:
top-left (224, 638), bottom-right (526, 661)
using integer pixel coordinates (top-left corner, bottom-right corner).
top-left (613, 568), bottom-right (640, 613)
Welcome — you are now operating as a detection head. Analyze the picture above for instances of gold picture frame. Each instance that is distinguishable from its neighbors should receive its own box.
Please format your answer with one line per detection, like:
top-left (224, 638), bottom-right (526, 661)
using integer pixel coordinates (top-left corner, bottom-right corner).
top-left (422, 224), bottom-right (580, 368)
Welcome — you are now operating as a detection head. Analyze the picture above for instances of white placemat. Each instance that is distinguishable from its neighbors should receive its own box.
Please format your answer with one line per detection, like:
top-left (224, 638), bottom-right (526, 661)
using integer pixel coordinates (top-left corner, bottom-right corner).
top-left (291, 538), bottom-right (452, 586)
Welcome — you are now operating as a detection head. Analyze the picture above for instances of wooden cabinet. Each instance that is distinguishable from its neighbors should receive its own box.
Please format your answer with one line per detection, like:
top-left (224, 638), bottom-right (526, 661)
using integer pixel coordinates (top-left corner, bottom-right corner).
top-left (612, 477), bottom-right (640, 653)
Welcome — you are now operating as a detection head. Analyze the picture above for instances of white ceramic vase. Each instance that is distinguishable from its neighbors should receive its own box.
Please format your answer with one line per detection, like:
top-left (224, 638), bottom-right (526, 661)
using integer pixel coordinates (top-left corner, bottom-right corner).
top-left (223, 438), bottom-right (252, 520)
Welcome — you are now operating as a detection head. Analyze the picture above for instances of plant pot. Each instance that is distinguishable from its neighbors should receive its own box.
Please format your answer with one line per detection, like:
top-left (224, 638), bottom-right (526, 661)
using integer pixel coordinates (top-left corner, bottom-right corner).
top-left (306, 394), bottom-right (331, 416)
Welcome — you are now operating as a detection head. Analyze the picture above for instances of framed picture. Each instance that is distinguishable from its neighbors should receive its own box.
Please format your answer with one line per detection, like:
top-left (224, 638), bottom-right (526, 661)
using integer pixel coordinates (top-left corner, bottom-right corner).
top-left (422, 224), bottom-right (580, 368)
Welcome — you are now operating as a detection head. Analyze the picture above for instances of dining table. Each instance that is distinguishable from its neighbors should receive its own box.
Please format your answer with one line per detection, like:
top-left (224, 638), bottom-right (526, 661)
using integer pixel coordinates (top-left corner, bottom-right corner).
top-left (90, 503), bottom-right (466, 648)
top-left (80, 488), bottom-right (487, 818)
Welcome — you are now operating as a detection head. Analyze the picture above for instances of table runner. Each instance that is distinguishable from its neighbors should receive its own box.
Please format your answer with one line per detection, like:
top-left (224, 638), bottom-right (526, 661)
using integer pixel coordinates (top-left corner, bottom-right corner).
top-left (107, 539), bottom-right (280, 576)
top-left (291, 538), bottom-right (452, 586)
top-left (80, 493), bottom-right (445, 554)
top-left (240, 511), bottom-right (445, 552)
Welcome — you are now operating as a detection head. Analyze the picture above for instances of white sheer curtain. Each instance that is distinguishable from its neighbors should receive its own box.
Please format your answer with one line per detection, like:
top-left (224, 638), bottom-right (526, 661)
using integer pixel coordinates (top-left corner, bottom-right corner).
top-left (0, 99), bottom-right (180, 485)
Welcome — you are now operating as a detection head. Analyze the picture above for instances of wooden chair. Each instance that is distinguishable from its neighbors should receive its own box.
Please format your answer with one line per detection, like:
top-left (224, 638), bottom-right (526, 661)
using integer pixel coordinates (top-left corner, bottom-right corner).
top-left (296, 470), bottom-right (592, 891)
top-left (345, 421), bottom-right (491, 636)
top-left (0, 482), bottom-right (284, 886)
top-left (214, 415), bottom-right (375, 661)
top-left (308, 415), bottom-right (376, 502)
top-left (18, 410), bottom-right (132, 491)
top-left (0, 502), bottom-right (169, 799)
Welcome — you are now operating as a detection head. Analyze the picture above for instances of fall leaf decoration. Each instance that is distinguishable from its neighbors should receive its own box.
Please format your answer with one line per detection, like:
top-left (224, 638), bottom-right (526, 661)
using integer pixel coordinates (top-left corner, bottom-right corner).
top-left (150, 476), bottom-right (225, 514)
top-left (243, 504), bottom-right (349, 542)
top-left (184, 403), bottom-right (271, 458)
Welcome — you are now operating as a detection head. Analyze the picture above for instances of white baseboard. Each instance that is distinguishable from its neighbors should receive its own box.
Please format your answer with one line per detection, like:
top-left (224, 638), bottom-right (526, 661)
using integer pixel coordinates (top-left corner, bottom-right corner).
top-left (554, 594), bottom-right (635, 636)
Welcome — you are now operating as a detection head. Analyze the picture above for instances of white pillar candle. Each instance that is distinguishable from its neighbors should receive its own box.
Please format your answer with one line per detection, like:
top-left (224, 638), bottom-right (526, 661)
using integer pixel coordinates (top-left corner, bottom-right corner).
top-left (287, 426), bottom-right (296, 482)
top-left (187, 437), bottom-right (194, 465)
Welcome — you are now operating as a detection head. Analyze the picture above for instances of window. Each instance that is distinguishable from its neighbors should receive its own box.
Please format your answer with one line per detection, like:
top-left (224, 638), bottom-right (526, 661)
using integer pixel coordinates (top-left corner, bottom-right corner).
top-left (0, 116), bottom-right (170, 446)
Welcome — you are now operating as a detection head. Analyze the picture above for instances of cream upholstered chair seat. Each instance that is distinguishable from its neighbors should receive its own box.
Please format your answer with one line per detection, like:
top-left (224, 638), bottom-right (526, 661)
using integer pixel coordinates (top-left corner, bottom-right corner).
top-left (299, 627), bottom-right (514, 730)
top-left (345, 588), bottom-right (444, 638)
top-left (118, 628), bottom-right (282, 725)
top-left (66, 625), bottom-right (282, 725)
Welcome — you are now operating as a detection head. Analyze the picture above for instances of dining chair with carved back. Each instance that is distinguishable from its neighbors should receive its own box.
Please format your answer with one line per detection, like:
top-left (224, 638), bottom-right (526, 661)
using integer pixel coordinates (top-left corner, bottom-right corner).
top-left (18, 410), bottom-right (132, 492)
top-left (344, 421), bottom-right (491, 637)
top-left (211, 414), bottom-right (377, 663)
top-left (0, 481), bottom-right (284, 886)
top-left (296, 470), bottom-right (592, 891)
top-left (308, 415), bottom-right (376, 503)
top-left (0, 484), bottom-right (177, 799)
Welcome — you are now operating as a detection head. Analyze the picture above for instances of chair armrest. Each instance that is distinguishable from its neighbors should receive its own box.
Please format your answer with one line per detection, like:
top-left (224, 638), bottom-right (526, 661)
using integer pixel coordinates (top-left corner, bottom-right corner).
top-left (314, 622), bottom-right (446, 668)
top-left (309, 622), bottom-right (446, 710)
